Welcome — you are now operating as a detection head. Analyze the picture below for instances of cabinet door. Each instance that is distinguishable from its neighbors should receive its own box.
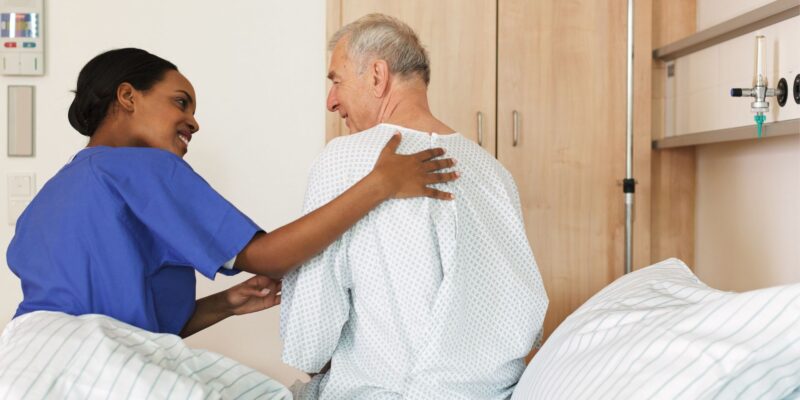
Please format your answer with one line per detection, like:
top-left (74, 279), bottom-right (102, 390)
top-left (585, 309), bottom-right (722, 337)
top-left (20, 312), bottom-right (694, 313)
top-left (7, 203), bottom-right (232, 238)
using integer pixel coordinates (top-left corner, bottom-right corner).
top-left (498, 0), bottom-right (628, 337)
top-left (327, 0), bottom-right (497, 153)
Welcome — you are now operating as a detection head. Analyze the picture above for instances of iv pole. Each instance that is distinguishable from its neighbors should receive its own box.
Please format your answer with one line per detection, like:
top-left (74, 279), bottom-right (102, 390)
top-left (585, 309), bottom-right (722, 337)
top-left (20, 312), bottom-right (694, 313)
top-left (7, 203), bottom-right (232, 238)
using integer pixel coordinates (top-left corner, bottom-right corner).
top-left (624, 0), bottom-right (636, 275)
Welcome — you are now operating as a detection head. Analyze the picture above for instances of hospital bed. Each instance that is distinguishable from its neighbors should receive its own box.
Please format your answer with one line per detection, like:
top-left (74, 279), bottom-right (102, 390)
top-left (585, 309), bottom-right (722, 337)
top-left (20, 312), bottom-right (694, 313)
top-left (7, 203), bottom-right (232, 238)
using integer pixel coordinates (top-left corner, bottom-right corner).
top-left (2, 258), bottom-right (798, 399)
top-left (511, 258), bottom-right (800, 399)
top-left (0, 312), bottom-right (290, 399)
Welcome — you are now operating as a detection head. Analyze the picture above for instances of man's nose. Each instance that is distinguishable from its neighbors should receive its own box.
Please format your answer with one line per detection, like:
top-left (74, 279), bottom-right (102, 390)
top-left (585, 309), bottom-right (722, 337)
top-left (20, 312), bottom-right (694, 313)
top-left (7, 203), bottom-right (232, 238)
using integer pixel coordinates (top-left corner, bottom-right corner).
top-left (326, 89), bottom-right (338, 112)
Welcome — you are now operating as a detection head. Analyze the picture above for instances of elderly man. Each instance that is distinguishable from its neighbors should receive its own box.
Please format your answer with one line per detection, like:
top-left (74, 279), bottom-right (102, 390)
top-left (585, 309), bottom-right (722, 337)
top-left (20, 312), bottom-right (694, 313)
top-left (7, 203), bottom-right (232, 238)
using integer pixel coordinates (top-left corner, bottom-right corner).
top-left (281, 14), bottom-right (548, 400)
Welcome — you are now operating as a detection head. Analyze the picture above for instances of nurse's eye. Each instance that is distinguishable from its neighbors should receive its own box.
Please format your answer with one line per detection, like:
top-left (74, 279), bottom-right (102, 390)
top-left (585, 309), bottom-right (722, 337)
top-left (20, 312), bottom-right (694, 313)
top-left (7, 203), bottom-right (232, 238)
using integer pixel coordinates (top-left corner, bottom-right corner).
top-left (175, 98), bottom-right (188, 109)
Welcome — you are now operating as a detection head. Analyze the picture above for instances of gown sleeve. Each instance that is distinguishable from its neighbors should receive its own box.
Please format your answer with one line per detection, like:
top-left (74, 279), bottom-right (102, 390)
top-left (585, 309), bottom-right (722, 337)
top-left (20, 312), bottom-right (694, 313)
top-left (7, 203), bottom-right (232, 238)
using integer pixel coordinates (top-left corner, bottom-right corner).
top-left (280, 138), bottom-right (353, 373)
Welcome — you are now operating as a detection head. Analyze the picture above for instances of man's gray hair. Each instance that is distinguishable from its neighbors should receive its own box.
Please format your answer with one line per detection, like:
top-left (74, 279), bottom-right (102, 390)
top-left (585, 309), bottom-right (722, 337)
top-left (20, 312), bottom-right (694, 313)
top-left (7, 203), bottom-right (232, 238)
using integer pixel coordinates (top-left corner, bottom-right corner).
top-left (329, 13), bottom-right (431, 85)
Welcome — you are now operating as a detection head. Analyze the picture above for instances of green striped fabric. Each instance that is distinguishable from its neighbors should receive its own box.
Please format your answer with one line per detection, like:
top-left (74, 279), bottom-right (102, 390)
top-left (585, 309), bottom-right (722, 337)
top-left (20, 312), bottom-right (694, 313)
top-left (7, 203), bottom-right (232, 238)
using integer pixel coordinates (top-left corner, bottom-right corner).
top-left (0, 312), bottom-right (291, 399)
top-left (513, 259), bottom-right (800, 400)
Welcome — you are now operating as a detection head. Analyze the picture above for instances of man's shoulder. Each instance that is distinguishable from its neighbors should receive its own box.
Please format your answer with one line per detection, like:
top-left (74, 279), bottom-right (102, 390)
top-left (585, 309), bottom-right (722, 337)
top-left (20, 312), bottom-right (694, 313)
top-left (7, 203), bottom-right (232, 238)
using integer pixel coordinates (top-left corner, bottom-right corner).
top-left (308, 127), bottom-right (395, 187)
top-left (325, 125), bottom-right (397, 151)
top-left (316, 126), bottom-right (399, 168)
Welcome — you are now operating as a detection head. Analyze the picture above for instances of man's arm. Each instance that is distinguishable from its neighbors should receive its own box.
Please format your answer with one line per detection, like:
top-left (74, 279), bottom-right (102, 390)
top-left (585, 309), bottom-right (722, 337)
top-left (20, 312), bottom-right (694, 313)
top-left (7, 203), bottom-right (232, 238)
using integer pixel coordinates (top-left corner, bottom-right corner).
top-left (279, 138), bottom-right (357, 373)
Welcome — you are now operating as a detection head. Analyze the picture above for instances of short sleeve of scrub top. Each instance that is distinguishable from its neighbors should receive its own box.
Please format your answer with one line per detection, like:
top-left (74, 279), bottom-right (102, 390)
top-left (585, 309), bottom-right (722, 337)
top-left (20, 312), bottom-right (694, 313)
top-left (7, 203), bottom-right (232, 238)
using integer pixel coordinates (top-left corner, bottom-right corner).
top-left (7, 147), bottom-right (262, 334)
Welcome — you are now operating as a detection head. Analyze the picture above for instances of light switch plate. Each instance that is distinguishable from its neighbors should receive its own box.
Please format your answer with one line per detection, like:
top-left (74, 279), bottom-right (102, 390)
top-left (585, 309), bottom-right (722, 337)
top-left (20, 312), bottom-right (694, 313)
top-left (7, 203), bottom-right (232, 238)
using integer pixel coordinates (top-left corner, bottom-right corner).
top-left (7, 172), bottom-right (35, 225)
top-left (8, 198), bottom-right (28, 226)
top-left (8, 173), bottom-right (35, 197)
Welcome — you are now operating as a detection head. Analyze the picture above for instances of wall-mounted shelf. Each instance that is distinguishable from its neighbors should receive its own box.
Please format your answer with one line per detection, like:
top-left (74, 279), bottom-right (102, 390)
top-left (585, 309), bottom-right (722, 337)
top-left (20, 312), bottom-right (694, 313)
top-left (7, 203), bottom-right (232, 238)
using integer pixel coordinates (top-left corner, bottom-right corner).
top-left (653, 118), bottom-right (800, 149)
top-left (653, 0), bottom-right (800, 61)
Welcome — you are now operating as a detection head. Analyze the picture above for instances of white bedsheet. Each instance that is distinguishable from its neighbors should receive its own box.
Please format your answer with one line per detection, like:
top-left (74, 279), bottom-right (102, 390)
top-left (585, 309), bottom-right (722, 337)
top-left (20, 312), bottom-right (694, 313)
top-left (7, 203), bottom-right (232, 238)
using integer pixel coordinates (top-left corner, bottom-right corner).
top-left (512, 259), bottom-right (800, 399)
top-left (0, 311), bottom-right (290, 399)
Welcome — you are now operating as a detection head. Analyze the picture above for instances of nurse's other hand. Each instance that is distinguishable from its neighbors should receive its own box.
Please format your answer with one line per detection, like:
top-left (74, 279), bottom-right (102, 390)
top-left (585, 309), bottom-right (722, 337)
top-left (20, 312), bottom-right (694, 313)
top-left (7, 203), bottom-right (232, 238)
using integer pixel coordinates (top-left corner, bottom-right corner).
top-left (371, 133), bottom-right (459, 200)
top-left (224, 275), bottom-right (281, 315)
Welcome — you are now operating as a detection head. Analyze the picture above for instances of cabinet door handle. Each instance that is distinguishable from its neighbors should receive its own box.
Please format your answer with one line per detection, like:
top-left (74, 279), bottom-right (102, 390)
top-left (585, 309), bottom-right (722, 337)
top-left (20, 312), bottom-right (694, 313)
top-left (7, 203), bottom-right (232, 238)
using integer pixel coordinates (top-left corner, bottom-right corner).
top-left (512, 110), bottom-right (520, 147)
top-left (477, 111), bottom-right (484, 146)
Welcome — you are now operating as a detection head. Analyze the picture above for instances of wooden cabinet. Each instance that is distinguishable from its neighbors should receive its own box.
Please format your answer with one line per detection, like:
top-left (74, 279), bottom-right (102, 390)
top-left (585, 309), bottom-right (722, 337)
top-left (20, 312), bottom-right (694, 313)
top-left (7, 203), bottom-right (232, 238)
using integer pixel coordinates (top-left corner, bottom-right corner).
top-left (327, 0), bottom-right (651, 341)
top-left (497, 0), bottom-right (631, 335)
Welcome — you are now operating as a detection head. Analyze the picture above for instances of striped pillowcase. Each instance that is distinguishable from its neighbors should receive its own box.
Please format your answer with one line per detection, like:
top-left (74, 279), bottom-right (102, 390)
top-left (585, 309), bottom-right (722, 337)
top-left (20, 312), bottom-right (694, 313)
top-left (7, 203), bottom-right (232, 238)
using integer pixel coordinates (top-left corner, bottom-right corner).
top-left (512, 258), bottom-right (800, 400)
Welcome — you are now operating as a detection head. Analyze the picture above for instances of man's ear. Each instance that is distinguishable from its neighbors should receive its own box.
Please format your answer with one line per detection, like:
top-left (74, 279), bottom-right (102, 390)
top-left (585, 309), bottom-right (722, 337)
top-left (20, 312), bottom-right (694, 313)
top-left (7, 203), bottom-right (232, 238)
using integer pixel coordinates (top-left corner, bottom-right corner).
top-left (116, 83), bottom-right (136, 112)
top-left (370, 59), bottom-right (390, 97)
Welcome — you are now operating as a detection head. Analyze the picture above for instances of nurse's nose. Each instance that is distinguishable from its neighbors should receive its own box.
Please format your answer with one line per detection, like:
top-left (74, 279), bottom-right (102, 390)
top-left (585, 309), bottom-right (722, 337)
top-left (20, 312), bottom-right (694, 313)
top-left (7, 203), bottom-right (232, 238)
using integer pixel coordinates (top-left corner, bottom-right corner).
top-left (188, 115), bottom-right (199, 133)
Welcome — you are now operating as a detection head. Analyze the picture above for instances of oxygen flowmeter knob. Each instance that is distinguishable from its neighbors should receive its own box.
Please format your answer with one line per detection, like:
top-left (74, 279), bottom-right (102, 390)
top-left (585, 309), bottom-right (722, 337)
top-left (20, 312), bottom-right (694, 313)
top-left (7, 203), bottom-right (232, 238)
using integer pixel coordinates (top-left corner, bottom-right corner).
top-left (777, 78), bottom-right (788, 107)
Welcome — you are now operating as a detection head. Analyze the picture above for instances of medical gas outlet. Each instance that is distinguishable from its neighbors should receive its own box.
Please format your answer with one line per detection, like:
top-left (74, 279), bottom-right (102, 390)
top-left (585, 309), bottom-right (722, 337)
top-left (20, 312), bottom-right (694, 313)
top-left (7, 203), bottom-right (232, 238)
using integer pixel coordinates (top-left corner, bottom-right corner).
top-left (0, 0), bottom-right (44, 76)
top-left (730, 35), bottom-right (783, 138)
top-left (794, 74), bottom-right (800, 105)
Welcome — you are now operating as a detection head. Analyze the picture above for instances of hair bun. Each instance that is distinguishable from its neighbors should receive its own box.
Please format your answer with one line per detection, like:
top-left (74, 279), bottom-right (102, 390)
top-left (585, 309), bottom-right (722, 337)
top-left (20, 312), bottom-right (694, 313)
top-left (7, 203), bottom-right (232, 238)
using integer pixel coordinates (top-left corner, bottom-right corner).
top-left (66, 48), bottom-right (177, 137)
top-left (67, 93), bottom-right (90, 137)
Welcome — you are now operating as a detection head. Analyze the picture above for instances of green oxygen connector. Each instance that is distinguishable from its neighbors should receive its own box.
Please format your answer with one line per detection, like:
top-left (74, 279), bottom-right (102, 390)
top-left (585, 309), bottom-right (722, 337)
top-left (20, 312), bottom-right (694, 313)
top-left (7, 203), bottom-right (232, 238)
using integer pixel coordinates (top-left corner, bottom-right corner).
top-left (755, 114), bottom-right (766, 138)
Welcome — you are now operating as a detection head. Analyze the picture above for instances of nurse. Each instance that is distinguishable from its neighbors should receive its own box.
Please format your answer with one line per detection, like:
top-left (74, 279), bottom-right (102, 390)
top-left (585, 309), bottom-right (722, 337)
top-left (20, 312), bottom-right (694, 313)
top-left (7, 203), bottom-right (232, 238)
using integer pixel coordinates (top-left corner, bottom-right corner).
top-left (6, 48), bottom-right (458, 337)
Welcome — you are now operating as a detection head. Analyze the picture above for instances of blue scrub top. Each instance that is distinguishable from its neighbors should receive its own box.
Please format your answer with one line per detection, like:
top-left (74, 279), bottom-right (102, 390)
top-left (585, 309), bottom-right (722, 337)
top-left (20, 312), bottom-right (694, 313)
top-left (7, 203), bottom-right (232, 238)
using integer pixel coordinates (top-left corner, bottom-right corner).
top-left (7, 146), bottom-right (261, 334)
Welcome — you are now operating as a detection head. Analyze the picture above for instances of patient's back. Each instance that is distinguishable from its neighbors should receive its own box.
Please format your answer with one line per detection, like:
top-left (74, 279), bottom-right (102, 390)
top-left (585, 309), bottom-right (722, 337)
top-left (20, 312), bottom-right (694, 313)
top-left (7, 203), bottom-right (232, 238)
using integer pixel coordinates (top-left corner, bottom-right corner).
top-left (281, 123), bottom-right (547, 400)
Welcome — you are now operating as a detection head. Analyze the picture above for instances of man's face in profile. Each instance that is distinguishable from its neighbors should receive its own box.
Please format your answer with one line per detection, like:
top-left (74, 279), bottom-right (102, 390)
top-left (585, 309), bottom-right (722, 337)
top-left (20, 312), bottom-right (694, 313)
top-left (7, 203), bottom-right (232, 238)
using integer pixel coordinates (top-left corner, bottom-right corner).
top-left (326, 39), bottom-right (381, 133)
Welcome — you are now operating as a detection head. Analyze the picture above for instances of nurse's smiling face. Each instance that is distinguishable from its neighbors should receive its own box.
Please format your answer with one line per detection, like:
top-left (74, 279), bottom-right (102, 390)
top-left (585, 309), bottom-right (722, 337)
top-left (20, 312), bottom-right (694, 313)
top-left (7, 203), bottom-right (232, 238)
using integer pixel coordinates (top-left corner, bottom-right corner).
top-left (125, 70), bottom-right (200, 158)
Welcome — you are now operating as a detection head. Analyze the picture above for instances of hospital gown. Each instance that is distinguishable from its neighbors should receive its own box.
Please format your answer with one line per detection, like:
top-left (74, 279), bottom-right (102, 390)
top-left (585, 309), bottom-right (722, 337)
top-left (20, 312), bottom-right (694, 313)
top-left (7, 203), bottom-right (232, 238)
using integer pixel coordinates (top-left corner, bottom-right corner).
top-left (281, 123), bottom-right (548, 400)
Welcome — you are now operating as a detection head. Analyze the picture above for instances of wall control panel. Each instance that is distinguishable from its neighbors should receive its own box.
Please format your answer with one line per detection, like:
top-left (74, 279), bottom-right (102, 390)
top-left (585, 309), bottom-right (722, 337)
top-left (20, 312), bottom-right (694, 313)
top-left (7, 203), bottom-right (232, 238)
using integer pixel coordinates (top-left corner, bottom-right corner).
top-left (0, 0), bottom-right (43, 76)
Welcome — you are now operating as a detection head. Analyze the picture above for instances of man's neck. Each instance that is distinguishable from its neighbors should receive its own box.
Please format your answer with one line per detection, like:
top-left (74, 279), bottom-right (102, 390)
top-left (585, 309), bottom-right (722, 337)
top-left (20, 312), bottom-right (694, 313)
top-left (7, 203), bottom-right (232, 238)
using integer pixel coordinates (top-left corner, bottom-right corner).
top-left (376, 82), bottom-right (455, 134)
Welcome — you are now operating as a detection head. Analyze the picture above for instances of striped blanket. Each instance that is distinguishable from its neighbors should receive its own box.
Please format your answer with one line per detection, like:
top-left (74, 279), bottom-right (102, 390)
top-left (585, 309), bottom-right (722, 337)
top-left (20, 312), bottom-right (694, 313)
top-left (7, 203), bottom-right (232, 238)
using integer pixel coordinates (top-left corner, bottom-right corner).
top-left (512, 258), bottom-right (800, 399)
top-left (0, 312), bottom-right (291, 399)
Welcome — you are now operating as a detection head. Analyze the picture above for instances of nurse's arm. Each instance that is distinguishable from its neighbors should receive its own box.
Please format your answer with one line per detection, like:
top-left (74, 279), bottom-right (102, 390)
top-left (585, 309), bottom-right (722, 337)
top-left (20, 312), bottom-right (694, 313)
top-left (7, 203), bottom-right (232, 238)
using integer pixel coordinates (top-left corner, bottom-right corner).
top-left (235, 134), bottom-right (458, 279)
top-left (180, 275), bottom-right (280, 337)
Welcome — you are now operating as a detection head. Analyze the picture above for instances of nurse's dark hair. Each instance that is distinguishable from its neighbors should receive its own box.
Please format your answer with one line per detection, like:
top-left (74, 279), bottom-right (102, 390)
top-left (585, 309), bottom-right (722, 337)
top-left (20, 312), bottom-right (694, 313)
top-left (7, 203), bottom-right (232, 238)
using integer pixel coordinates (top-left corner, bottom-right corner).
top-left (68, 48), bottom-right (177, 137)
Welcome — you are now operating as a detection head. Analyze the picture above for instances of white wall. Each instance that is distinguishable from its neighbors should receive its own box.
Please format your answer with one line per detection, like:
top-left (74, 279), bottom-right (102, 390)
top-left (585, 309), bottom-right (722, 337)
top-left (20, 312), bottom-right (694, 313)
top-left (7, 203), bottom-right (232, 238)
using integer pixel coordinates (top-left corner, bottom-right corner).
top-left (696, 135), bottom-right (800, 291)
top-left (696, 0), bottom-right (774, 30)
top-left (0, 0), bottom-right (326, 385)
top-left (688, 0), bottom-right (800, 291)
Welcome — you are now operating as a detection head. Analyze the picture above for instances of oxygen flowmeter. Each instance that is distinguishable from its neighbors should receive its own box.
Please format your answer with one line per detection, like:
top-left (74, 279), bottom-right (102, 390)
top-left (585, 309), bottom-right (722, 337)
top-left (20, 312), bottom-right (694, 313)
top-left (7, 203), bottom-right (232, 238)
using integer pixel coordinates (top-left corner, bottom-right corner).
top-left (0, 0), bottom-right (44, 76)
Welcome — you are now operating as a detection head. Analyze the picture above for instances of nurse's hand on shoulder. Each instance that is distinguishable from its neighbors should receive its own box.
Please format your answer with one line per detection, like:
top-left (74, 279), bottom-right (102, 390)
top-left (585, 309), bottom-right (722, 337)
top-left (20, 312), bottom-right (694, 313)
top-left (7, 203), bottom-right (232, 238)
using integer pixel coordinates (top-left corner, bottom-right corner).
top-left (371, 133), bottom-right (459, 200)
top-left (224, 275), bottom-right (281, 315)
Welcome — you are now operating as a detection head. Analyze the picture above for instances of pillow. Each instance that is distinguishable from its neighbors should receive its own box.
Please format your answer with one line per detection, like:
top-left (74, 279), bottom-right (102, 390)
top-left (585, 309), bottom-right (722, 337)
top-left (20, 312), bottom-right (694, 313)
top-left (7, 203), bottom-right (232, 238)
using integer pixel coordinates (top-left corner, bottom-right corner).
top-left (512, 258), bottom-right (800, 399)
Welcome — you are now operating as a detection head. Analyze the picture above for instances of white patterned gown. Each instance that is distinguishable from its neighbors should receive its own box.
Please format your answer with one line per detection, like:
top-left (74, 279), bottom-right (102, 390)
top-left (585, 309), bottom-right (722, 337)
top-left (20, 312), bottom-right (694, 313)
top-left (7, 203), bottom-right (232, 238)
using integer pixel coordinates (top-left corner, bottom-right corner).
top-left (281, 123), bottom-right (548, 400)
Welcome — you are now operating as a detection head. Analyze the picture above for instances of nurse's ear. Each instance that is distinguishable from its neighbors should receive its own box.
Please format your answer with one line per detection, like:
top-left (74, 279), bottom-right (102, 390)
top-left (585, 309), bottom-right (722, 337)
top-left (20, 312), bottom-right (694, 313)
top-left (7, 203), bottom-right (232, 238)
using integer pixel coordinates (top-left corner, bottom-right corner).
top-left (116, 82), bottom-right (136, 112)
